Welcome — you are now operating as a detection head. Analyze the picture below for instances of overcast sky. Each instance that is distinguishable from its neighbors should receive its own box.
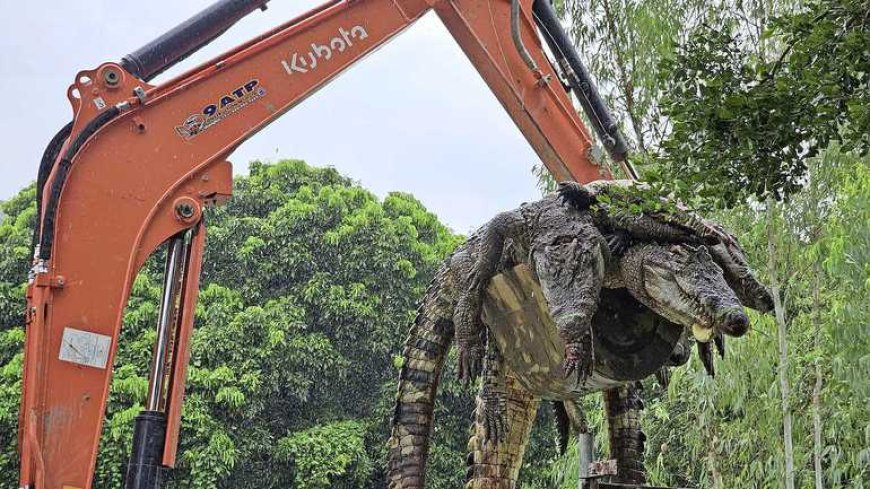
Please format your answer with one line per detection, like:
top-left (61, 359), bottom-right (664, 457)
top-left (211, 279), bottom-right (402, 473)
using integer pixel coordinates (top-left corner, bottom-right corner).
top-left (0, 0), bottom-right (546, 233)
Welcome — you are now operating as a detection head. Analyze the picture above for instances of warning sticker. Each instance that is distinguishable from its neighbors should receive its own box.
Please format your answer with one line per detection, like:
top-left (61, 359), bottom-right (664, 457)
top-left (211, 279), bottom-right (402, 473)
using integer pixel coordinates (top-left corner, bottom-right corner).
top-left (58, 327), bottom-right (111, 369)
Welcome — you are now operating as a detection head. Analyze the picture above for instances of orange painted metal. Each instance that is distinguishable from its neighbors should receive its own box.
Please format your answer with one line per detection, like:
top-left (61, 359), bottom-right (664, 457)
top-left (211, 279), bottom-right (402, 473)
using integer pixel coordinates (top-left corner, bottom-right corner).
top-left (435, 0), bottom-right (605, 183)
top-left (19, 0), bottom-right (608, 487)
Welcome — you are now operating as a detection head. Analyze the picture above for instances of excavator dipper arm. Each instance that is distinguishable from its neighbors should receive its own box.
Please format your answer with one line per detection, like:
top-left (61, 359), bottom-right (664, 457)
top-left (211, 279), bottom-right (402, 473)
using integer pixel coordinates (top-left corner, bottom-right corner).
top-left (19, 0), bottom-right (626, 487)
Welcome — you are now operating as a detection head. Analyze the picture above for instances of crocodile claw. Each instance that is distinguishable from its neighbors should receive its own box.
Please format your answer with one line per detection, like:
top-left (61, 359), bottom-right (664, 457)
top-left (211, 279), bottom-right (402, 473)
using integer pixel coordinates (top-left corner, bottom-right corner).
top-left (458, 346), bottom-right (485, 383)
top-left (563, 332), bottom-right (594, 385)
top-left (655, 367), bottom-right (671, 389)
top-left (481, 385), bottom-right (508, 444)
top-left (606, 231), bottom-right (632, 256)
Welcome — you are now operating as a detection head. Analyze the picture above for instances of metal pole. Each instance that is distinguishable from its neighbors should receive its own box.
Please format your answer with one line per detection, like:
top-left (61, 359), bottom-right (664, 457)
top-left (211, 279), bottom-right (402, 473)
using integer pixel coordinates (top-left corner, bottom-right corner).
top-left (146, 235), bottom-right (186, 411)
top-left (579, 432), bottom-right (594, 489)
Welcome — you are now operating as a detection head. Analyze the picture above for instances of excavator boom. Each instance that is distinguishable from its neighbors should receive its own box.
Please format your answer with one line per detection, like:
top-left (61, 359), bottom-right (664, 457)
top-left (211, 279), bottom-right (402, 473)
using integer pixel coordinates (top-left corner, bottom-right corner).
top-left (19, 0), bottom-right (626, 487)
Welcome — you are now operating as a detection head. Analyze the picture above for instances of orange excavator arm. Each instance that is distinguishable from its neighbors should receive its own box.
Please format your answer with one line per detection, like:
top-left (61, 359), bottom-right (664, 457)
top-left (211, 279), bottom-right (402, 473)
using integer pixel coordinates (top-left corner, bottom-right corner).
top-left (19, 0), bottom-right (629, 487)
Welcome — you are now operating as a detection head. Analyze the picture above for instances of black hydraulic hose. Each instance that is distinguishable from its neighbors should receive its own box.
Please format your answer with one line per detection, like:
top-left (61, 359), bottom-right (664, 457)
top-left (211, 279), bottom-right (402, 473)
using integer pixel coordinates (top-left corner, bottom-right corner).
top-left (33, 121), bottom-right (73, 251)
top-left (531, 0), bottom-right (629, 163)
top-left (120, 0), bottom-right (270, 81)
top-left (511, 0), bottom-right (540, 74)
top-left (38, 106), bottom-right (121, 260)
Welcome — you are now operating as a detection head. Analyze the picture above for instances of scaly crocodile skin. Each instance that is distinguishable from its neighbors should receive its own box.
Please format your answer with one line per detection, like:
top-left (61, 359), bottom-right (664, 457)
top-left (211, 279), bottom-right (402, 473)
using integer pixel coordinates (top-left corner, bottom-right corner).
top-left (465, 373), bottom-right (539, 489)
top-left (387, 186), bottom-right (773, 488)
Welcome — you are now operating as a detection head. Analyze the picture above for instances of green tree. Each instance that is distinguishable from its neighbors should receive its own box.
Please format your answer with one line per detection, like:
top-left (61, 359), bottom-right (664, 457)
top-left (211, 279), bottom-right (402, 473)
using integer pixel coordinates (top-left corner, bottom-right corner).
top-left (642, 150), bottom-right (870, 489)
top-left (565, 0), bottom-right (707, 153)
top-left (656, 0), bottom-right (870, 207)
top-left (539, 3), bottom-right (869, 488)
top-left (0, 160), bottom-right (470, 488)
top-left (639, 2), bottom-right (870, 486)
top-left (639, 5), bottom-right (870, 487)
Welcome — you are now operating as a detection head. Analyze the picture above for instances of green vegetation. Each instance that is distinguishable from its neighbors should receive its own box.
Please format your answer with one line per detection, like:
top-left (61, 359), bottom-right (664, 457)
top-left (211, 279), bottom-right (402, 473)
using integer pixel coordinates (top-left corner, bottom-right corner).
top-left (548, 1), bottom-right (870, 487)
top-left (0, 160), bottom-right (563, 488)
top-left (0, 161), bottom-right (469, 488)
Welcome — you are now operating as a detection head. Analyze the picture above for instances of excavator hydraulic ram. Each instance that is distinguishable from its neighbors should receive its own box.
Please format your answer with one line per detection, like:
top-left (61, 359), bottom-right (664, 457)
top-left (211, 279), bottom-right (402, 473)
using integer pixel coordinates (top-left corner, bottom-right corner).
top-left (19, 0), bottom-right (628, 487)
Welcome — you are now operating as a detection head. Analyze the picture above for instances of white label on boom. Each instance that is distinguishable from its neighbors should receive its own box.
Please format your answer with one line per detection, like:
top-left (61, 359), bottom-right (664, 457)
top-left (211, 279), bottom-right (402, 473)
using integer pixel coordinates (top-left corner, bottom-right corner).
top-left (58, 327), bottom-right (111, 369)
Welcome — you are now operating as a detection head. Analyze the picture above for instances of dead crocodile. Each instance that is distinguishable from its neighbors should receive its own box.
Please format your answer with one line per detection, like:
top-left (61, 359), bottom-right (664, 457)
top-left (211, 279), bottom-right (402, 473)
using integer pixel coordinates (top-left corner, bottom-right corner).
top-left (386, 188), bottom-right (772, 488)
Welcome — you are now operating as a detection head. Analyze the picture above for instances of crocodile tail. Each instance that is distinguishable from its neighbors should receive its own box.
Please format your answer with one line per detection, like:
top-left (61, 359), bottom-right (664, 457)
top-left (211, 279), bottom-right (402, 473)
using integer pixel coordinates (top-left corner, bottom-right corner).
top-left (603, 383), bottom-right (647, 484)
top-left (387, 270), bottom-right (455, 489)
top-left (553, 401), bottom-right (571, 456)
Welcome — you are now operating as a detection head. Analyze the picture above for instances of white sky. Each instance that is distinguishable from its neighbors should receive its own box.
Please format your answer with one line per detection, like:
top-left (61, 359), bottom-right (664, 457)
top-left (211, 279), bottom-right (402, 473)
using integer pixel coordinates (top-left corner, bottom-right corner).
top-left (0, 0), bottom-right (546, 233)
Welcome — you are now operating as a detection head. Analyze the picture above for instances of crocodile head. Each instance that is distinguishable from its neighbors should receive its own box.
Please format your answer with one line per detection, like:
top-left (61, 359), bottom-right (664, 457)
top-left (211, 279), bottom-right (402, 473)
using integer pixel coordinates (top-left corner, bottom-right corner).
top-left (618, 243), bottom-right (769, 342)
top-left (707, 232), bottom-right (775, 314)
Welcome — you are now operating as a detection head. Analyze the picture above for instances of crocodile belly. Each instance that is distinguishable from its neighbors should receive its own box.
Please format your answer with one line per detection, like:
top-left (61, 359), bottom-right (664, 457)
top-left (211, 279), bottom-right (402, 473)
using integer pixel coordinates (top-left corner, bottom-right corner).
top-left (481, 264), bottom-right (682, 400)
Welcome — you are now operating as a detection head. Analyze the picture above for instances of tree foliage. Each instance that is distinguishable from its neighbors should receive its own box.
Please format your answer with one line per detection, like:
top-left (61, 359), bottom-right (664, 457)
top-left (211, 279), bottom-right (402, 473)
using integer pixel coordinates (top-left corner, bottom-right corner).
top-left (543, 2), bottom-right (870, 488)
top-left (644, 149), bottom-right (870, 488)
top-left (0, 160), bottom-right (568, 488)
top-left (655, 0), bottom-right (870, 207)
top-left (0, 160), bottom-right (471, 488)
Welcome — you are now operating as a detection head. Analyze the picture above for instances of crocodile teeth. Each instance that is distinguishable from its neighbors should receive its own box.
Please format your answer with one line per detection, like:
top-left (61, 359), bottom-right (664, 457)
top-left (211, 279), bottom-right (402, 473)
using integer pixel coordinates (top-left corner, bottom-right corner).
top-left (692, 323), bottom-right (714, 342)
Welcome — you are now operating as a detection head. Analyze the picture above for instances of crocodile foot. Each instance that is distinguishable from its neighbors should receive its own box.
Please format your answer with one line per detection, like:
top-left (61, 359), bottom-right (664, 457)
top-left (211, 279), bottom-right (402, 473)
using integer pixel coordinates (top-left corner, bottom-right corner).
top-left (458, 345), bottom-right (485, 383)
top-left (557, 181), bottom-right (597, 210)
top-left (563, 331), bottom-right (594, 385)
top-left (481, 384), bottom-right (508, 444)
top-left (606, 230), bottom-right (632, 256)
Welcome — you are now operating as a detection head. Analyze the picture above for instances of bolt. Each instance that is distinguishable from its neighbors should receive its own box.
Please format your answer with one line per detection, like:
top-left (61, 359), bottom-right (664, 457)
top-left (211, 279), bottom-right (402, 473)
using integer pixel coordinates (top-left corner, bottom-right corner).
top-left (175, 202), bottom-right (195, 220)
top-left (103, 68), bottom-right (120, 87)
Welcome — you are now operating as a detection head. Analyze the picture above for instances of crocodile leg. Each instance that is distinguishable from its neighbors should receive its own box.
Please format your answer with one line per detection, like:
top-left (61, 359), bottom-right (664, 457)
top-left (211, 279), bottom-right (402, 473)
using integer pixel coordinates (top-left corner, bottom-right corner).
top-left (454, 210), bottom-right (526, 381)
top-left (553, 401), bottom-right (572, 455)
top-left (603, 207), bottom-right (701, 244)
top-left (554, 400), bottom-right (588, 455)
top-left (531, 224), bottom-right (605, 384)
top-left (466, 373), bottom-right (539, 489)
top-left (603, 383), bottom-right (647, 484)
top-left (467, 210), bottom-right (526, 292)
top-left (557, 181), bottom-right (710, 245)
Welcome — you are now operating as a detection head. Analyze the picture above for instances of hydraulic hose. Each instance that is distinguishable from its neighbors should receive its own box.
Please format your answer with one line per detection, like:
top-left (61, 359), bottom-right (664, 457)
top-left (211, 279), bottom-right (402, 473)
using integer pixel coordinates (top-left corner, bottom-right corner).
top-left (39, 106), bottom-right (122, 260)
top-left (33, 121), bottom-right (73, 251)
top-left (531, 0), bottom-right (630, 165)
top-left (511, 0), bottom-right (541, 75)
